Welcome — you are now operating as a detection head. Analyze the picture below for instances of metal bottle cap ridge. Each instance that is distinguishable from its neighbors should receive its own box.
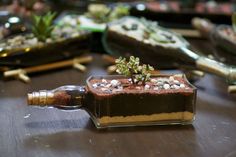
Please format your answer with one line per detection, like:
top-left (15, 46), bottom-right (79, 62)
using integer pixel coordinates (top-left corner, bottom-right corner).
top-left (27, 90), bottom-right (54, 106)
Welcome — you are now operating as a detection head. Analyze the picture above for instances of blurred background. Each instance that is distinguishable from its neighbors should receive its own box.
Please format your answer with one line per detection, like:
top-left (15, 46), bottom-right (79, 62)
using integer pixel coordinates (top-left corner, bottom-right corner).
top-left (1, 0), bottom-right (236, 88)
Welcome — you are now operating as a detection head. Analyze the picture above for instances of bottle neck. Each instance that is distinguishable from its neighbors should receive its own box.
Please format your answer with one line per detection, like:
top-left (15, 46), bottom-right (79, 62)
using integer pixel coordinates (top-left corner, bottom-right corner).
top-left (27, 86), bottom-right (86, 110)
top-left (196, 57), bottom-right (236, 84)
top-left (180, 47), bottom-right (236, 84)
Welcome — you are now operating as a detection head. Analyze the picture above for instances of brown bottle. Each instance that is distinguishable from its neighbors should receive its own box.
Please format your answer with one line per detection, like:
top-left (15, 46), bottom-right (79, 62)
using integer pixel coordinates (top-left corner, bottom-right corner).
top-left (27, 75), bottom-right (197, 128)
top-left (28, 85), bottom-right (86, 110)
top-left (103, 16), bottom-right (236, 87)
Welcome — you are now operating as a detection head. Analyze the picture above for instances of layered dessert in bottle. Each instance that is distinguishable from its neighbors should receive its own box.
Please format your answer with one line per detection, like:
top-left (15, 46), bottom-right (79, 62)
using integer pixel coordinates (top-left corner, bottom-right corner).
top-left (192, 17), bottom-right (236, 56)
top-left (28, 74), bottom-right (197, 128)
top-left (0, 12), bottom-right (91, 67)
top-left (103, 16), bottom-right (236, 86)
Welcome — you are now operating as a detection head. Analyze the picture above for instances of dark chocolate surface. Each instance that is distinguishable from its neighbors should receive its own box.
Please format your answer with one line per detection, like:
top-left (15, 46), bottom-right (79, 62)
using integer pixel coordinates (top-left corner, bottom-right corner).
top-left (85, 91), bottom-right (195, 117)
top-left (0, 32), bottom-right (91, 68)
top-left (104, 27), bottom-right (198, 69)
top-left (85, 76), bottom-right (196, 117)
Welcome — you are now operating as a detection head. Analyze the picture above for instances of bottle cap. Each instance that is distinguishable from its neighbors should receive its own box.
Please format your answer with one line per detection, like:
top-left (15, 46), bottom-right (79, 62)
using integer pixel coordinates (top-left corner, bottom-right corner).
top-left (27, 90), bottom-right (54, 106)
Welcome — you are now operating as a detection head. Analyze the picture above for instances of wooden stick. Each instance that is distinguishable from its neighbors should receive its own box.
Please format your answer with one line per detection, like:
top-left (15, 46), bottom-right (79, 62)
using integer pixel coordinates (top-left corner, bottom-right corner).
top-left (228, 85), bottom-right (236, 93)
top-left (191, 70), bottom-right (205, 77)
top-left (18, 73), bottom-right (30, 83)
top-left (73, 63), bottom-right (86, 72)
top-left (4, 55), bottom-right (93, 82)
top-left (26, 56), bottom-right (92, 73)
top-left (170, 28), bottom-right (202, 38)
top-left (0, 66), bottom-right (10, 72)
top-left (102, 54), bottom-right (116, 64)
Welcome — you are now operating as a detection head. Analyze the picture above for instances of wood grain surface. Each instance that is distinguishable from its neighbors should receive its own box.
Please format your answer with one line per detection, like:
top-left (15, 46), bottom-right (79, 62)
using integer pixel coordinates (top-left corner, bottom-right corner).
top-left (0, 39), bottom-right (236, 157)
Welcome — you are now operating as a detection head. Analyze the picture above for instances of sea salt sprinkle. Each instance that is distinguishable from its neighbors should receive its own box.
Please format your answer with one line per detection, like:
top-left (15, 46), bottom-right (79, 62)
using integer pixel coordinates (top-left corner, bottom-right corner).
top-left (163, 84), bottom-right (170, 89)
top-left (156, 81), bottom-right (163, 86)
top-left (92, 83), bottom-right (98, 88)
top-left (152, 76), bottom-right (187, 90)
top-left (94, 76), bottom-right (187, 92)
top-left (110, 80), bottom-right (120, 87)
top-left (144, 84), bottom-right (150, 90)
top-left (174, 84), bottom-right (180, 89)
top-left (173, 80), bottom-right (179, 84)
top-left (180, 84), bottom-right (185, 88)
top-left (93, 79), bottom-right (124, 93)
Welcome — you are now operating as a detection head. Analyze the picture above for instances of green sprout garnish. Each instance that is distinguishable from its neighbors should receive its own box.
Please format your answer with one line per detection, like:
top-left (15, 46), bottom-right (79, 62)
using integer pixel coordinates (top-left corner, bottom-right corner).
top-left (86, 4), bottom-right (129, 23)
top-left (108, 4), bottom-right (130, 21)
top-left (86, 4), bottom-right (111, 23)
top-left (32, 12), bottom-right (56, 42)
top-left (232, 12), bottom-right (236, 32)
top-left (115, 56), bottom-right (154, 85)
top-left (141, 18), bottom-right (175, 43)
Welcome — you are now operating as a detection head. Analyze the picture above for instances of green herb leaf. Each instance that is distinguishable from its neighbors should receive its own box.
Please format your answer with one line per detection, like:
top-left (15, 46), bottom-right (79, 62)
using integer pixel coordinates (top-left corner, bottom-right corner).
top-left (115, 56), bottom-right (154, 85)
top-left (31, 12), bottom-right (56, 42)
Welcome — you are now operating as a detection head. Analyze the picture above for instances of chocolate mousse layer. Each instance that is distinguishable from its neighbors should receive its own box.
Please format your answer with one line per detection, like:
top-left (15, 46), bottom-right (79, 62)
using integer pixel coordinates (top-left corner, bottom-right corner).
top-left (102, 16), bottom-right (194, 69)
top-left (85, 75), bottom-right (196, 127)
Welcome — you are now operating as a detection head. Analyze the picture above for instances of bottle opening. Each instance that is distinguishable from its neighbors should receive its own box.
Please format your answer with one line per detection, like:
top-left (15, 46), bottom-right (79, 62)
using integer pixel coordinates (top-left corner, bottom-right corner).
top-left (27, 91), bottom-right (49, 106)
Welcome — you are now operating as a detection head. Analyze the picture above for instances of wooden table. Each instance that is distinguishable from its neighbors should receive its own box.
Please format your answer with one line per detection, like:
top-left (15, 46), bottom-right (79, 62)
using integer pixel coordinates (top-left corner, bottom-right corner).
top-left (0, 39), bottom-right (236, 157)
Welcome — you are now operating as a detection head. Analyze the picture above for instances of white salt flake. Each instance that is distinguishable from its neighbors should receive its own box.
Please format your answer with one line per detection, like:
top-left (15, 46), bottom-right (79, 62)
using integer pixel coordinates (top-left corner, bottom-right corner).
top-left (144, 84), bottom-right (150, 90)
top-left (110, 80), bottom-right (120, 87)
top-left (92, 84), bottom-right (98, 88)
top-left (180, 84), bottom-right (185, 88)
top-left (26, 38), bottom-right (38, 45)
top-left (173, 80), bottom-right (179, 84)
top-left (163, 84), bottom-right (170, 89)
top-left (100, 83), bottom-right (105, 87)
top-left (157, 82), bottom-right (163, 86)
top-left (174, 85), bottom-right (180, 89)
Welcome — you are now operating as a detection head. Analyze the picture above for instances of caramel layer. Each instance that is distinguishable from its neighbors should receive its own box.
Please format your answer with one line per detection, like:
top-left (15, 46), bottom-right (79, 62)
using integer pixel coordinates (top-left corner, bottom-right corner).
top-left (98, 111), bottom-right (194, 125)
